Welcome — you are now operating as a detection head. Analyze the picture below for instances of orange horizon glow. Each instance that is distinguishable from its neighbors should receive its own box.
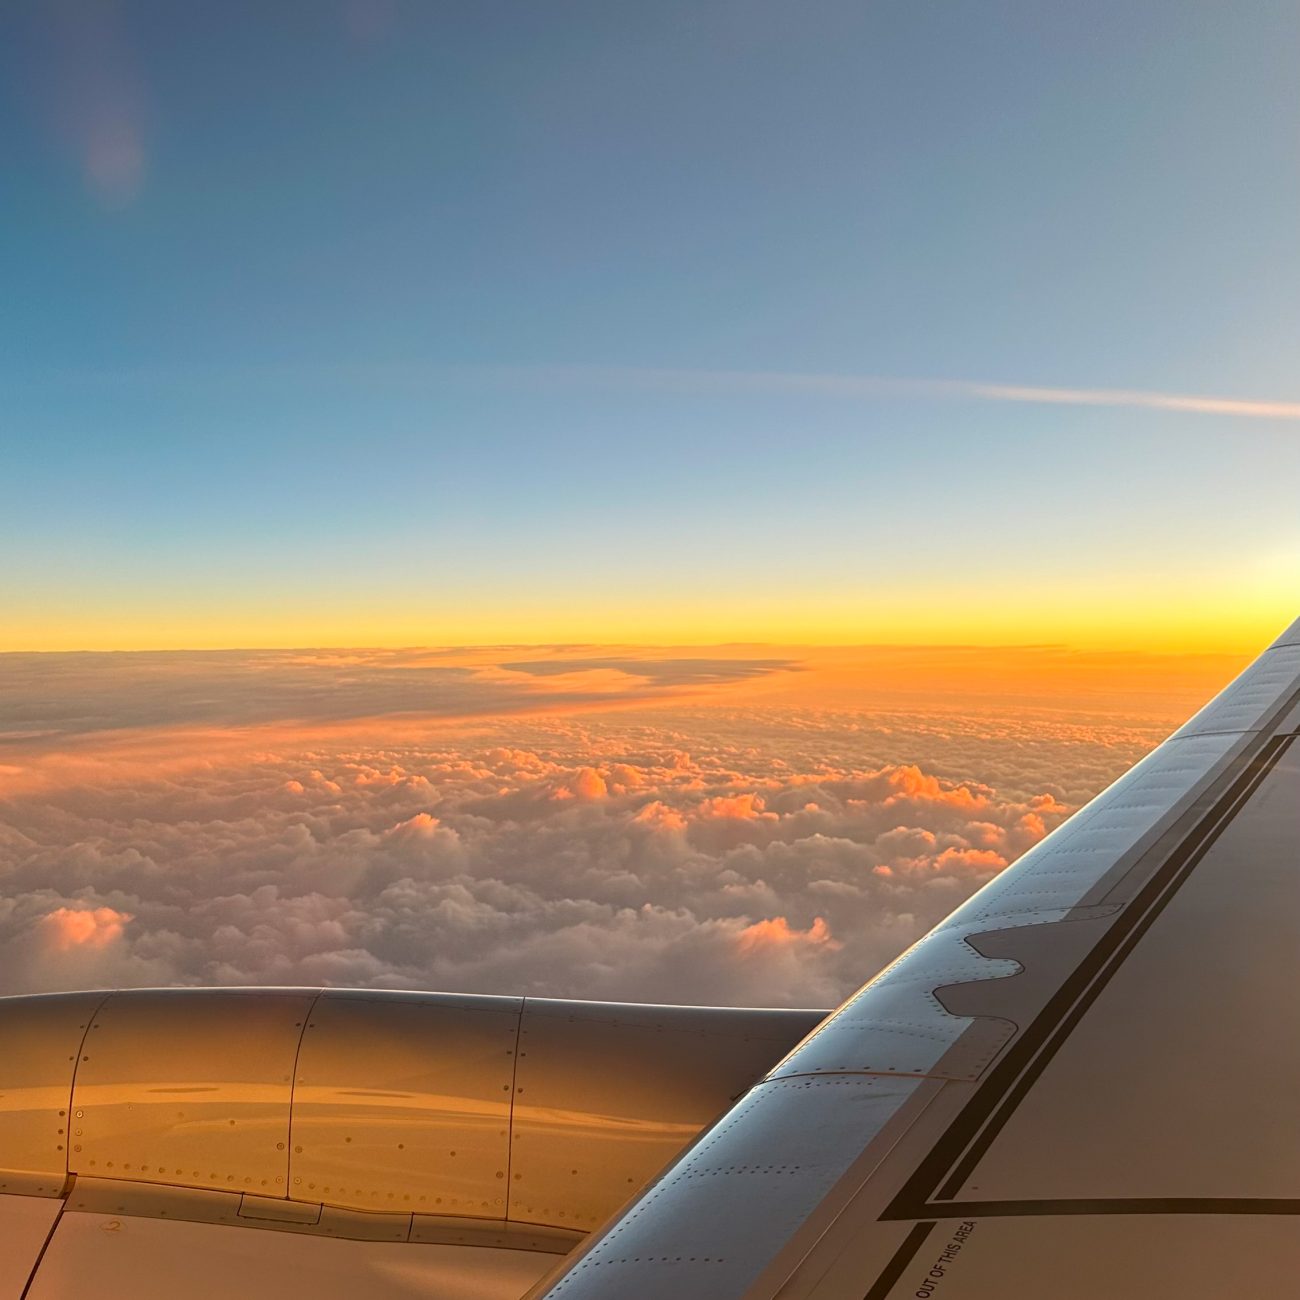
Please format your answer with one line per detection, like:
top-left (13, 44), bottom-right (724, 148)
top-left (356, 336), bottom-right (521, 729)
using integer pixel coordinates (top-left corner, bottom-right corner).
top-left (3, 593), bottom-right (1294, 657)
top-left (4, 536), bottom-right (1297, 657)
top-left (0, 639), bottom-right (1260, 803)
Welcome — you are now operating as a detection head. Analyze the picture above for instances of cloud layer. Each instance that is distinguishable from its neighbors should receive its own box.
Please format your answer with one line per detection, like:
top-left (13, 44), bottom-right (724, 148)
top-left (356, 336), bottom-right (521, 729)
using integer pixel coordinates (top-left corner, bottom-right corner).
top-left (0, 648), bottom-right (1186, 1007)
top-left (0, 648), bottom-right (801, 744)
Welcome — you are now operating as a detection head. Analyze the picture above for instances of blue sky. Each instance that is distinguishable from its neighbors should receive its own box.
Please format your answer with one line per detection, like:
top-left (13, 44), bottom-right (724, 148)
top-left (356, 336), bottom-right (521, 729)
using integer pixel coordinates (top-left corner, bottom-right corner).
top-left (2, 1), bottom-right (1299, 649)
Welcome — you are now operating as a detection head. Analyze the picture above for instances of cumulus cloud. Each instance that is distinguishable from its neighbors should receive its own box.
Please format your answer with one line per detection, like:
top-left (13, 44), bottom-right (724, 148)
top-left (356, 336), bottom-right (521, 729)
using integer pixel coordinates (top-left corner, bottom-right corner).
top-left (735, 915), bottom-right (839, 957)
top-left (0, 899), bottom-right (157, 993)
top-left (0, 641), bottom-right (1194, 1007)
top-left (40, 905), bottom-right (133, 951)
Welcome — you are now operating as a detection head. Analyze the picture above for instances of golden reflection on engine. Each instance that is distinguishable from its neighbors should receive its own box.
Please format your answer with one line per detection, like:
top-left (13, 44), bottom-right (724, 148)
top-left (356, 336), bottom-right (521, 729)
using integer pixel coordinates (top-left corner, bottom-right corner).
top-left (0, 988), bottom-right (824, 1243)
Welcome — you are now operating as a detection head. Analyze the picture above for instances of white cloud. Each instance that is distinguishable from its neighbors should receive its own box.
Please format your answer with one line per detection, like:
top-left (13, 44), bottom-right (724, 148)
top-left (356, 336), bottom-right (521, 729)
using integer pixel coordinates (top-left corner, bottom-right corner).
top-left (0, 689), bottom-right (1165, 1005)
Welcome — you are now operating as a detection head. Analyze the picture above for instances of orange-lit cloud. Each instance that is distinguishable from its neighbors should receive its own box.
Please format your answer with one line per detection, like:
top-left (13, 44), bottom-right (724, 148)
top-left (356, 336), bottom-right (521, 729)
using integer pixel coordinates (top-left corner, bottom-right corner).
top-left (558, 767), bottom-right (609, 801)
top-left (40, 906), bottom-right (133, 952)
top-left (632, 801), bottom-right (688, 832)
top-left (697, 793), bottom-right (775, 821)
top-left (735, 915), bottom-right (840, 956)
top-left (932, 847), bottom-right (1007, 872)
top-left (388, 812), bottom-right (442, 836)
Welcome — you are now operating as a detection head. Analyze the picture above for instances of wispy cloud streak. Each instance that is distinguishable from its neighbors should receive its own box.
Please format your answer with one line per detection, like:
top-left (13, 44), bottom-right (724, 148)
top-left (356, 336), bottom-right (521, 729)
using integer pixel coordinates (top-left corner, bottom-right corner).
top-left (966, 381), bottom-right (1300, 421)
top-left (526, 366), bottom-right (1300, 423)
top-left (8, 361), bottom-right (1300, 421)
top-left (12, 358), bottom-right (1300, 423)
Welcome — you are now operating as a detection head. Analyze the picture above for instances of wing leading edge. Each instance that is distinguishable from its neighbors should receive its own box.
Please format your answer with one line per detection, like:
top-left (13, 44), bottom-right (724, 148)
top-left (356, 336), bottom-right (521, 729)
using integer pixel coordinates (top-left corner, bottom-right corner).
top-left (528, 616), bottom-right (1300, 1300)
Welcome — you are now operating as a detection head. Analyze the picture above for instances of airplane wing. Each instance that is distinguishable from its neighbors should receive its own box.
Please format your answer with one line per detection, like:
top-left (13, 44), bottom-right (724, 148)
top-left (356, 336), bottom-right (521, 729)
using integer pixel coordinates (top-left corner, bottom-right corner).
top-left (529, 615), bottom-right (1300, 1300)
top-left (1, 617), bottom-right (1297, 1299)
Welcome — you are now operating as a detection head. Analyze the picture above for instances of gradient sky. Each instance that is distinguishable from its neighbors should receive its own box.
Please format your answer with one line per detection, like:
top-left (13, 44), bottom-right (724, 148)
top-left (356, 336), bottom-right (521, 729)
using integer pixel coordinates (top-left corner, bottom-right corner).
top-left (3, 1), bottom-right (1299, 652)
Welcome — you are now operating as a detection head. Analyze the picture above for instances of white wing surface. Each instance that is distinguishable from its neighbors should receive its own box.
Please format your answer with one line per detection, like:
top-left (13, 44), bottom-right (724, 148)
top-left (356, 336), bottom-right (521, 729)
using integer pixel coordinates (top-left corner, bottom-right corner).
top-left (530, 616), bottom-right (1300, 1300)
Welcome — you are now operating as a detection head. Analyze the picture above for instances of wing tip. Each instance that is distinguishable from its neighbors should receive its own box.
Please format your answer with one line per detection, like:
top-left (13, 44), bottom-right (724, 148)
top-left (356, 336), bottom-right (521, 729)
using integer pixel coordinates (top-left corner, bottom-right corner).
top-left (1269, 615), bottom-right (1300, 650)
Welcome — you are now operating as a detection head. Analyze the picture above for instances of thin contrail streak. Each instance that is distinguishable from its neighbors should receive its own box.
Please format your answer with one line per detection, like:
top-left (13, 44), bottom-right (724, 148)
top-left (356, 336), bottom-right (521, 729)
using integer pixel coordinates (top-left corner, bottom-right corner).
top-left (966, 381), bottom-right (1300, 420)
top-left (15, 362), bottom-right (1300, 421)
top-left (517, 366), bottom-right (1300, 421)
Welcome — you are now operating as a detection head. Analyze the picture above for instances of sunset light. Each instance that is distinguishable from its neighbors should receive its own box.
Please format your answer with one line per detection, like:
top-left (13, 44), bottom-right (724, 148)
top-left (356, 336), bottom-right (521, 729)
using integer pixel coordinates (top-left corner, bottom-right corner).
top-left (2, 4), bottom-right (1298, 1297)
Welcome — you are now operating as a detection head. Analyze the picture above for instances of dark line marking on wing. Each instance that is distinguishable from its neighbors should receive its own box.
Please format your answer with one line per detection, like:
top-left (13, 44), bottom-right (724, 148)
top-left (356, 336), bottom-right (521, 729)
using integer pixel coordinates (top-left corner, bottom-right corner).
top-left (863, 1222), bottom-right (935, 1300)
top-left (19, 1197), bottom-right (66, 1300)
top-left (931, 733), bottom-right (1290, 1201)
top-left (927, 1198), bottom-right (1300, 1217)
top-left (284, 988), bottom-right (326, 1194)
top-left (881, 731), bottom-right (1294, 1219)
top-left (504, 998), bottom-right (526, 1219)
